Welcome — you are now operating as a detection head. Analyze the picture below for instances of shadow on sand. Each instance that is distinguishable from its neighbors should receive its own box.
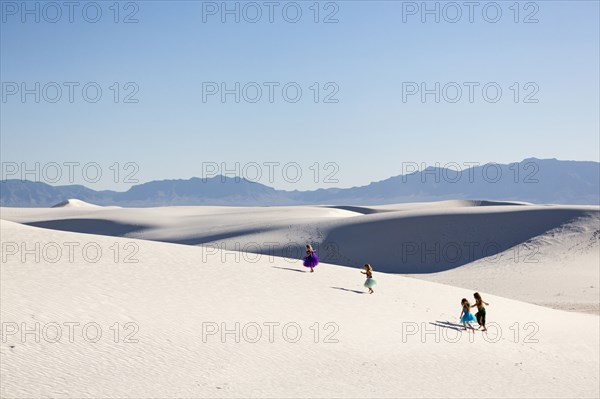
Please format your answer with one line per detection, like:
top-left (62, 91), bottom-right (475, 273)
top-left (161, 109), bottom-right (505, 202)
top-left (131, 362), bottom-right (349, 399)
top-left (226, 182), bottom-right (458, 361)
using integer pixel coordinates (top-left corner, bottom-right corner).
top-left (331, 286), bottom-right (365, 294)
top-left (272, 266), bottom-right (306, 273)
top-left (25, 219), bottom-right (149, 236)
top-left (430, 320), bottom-right (466, 332)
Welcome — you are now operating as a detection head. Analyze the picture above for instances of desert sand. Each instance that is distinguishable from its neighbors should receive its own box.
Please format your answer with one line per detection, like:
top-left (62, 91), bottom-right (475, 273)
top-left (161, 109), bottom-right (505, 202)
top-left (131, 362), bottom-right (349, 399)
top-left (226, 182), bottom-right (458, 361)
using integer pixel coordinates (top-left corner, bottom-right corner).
top-left (1, 200), bottom-right (598, 397)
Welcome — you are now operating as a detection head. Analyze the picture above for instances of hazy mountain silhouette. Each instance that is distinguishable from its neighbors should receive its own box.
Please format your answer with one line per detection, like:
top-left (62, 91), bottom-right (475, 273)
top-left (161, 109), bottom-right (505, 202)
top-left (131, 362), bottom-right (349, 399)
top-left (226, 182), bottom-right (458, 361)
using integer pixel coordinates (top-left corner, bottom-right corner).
top-left (1, 159), bottom-right (598, 207)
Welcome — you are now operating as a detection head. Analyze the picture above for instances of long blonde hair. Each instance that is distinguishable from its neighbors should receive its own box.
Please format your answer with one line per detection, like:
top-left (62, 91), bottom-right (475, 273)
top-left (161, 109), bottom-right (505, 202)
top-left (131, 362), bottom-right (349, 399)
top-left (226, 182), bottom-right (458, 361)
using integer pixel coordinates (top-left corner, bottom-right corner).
top-left (306, 244), bottom-right (313, 252)
top-left (363, 263), bottom-right (373, 272)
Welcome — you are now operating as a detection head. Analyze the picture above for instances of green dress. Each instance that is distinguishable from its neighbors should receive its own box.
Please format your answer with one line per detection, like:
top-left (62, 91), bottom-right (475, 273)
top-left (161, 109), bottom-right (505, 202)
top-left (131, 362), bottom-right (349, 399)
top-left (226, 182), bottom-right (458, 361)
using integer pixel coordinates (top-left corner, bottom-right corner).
top-left (364, 270), bottom-right (377, 288)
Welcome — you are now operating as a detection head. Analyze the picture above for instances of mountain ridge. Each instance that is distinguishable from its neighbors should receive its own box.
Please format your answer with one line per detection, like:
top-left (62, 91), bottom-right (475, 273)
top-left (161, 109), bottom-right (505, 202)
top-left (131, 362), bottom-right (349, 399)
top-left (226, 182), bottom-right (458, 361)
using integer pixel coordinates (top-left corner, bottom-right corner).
top-left (1, 158), bottom-right (598, 207)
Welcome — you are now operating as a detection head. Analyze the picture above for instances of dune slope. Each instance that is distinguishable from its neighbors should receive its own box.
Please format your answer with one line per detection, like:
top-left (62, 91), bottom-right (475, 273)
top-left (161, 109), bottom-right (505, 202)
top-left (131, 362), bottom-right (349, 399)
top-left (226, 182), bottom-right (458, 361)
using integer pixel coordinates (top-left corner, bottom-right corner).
top-left (1, 220), bottom-right (599, 398)
top-left (1, 201), bottom-right (598, 313)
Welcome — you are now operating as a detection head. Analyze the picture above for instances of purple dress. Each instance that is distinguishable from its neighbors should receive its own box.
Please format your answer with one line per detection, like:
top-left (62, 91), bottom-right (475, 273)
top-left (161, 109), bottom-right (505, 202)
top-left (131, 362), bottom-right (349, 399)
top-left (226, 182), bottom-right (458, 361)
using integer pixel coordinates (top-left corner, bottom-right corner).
top-left (303, 250), bottom-right (319, 268)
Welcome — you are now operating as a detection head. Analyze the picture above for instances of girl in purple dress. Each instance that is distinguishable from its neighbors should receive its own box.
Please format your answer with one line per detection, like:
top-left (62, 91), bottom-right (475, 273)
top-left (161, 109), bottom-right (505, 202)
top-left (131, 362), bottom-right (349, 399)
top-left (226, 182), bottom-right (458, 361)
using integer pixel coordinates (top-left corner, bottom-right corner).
top-left (303, 244), bottom-right (319, 272)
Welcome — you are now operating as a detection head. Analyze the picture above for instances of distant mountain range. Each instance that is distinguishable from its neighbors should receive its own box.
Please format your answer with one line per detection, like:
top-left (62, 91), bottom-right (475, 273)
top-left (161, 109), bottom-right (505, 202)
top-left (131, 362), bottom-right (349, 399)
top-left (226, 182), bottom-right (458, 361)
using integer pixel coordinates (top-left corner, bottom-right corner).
top-left (1, 158), bottom-right (598, 207)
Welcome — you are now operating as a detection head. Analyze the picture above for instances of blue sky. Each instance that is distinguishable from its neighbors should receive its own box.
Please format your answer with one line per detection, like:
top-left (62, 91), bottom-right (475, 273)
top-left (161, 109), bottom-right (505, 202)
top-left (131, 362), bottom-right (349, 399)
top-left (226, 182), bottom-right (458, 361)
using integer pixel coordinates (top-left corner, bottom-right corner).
top-left (1, 0), bottom-right (599, 191)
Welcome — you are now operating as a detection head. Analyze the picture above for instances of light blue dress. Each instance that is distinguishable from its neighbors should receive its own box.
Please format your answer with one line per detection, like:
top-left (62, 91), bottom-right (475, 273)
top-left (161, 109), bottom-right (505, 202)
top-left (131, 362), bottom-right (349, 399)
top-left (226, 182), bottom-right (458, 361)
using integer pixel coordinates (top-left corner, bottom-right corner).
top-left (460, 308), bottom-right (476, 323)
top-left (364, 278), bottom-right (377, 288)
top-left (363, 270), bottom-right (377, 288)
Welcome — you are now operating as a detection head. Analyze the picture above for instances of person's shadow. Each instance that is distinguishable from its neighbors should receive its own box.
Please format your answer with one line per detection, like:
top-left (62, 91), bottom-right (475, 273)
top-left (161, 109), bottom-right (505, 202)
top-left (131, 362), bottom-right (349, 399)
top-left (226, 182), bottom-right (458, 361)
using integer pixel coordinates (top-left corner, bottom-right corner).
top-left (272, 266), bottom-right (305, 273)
top-left (429, 320), bottom-right (465, 331)
top-left (331, 286), bottom-right (365, 294)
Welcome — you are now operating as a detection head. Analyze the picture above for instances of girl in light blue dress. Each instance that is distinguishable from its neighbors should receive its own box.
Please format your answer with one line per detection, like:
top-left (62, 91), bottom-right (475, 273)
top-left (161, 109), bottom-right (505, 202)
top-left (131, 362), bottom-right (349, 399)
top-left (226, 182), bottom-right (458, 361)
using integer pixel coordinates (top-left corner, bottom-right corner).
top-left (361, 264), bottom-right (377, 294)
top-left (460, 298), bottom-right (476, 331)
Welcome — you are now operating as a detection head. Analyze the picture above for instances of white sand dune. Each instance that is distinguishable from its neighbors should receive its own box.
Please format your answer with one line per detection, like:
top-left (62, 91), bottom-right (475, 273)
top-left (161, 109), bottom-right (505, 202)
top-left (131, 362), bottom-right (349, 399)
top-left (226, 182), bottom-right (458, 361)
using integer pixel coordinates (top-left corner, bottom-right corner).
top-left (324, 199), bottom-right (532, 214)
top-left (410, 214), bottom-right (600, 314)
top-left (51, 199), bottom-right (105, 208)
top-left (1, 220), bottom-right (598, 398)
top-left (2, 200), bottom-right (598, 313)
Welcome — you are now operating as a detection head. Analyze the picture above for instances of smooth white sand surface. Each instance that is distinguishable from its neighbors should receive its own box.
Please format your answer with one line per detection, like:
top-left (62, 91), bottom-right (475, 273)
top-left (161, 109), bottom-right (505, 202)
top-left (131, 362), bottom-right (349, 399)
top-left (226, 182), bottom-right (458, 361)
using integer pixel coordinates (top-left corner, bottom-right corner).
top-left (3, 200), bottom-right (597, 312)
top-left (1, 219), bottom-right (598, 398)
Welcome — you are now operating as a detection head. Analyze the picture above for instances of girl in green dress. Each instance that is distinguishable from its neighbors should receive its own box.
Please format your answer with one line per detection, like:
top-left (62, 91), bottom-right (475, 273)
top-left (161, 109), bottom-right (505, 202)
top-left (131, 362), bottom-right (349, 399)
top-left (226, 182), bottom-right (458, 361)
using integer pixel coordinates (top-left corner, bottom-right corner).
top-left (361, 264), bottom-right (377, 294)
top-left (473, 292), bottom-right (490, 332)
